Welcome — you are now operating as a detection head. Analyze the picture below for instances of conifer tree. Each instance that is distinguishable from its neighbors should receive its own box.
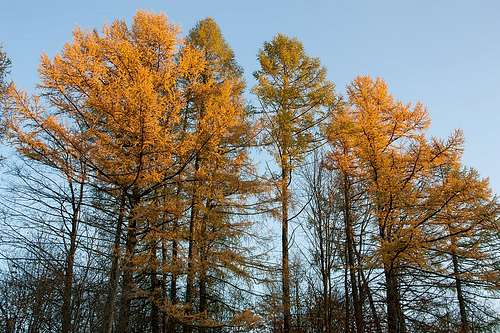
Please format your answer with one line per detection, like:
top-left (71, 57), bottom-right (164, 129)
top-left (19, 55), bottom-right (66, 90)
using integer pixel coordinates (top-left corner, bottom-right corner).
top-left (326, 76), bottom-right (498, 333)
top-left (5, 11), bottom-right (206, 332)
top-left (253, 34), bottom-right (335, 332)
top-left (426, 165), bottom-right (498, 333)
top-left (181, 17), bottom-right (261, 332)
top-left (2, 10), bottom-right (499, 333)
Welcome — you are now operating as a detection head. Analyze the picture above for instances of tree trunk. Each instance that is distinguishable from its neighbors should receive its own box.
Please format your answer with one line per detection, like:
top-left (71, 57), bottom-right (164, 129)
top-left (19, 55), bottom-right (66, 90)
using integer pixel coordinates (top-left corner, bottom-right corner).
top-left (117, 194), bottom-right (140, 333)
top-left (198, 204), bottom-right (209, 333)
top-left (184, 155), bottom-right (200, 333)
top-left (61, 180), bottom-right (83, 333)
top-left (452, 245), bottom-right (468, 333)
top-left (102, 192), bottom-right (126, 333)
top-left (61, 218), bottom-right (77, 333)
top-left (198, 269), bottom-right (207, 333)
top-left (281, 159), bottom-right (291, 333)
top-left (294, 272), bottom-right (301, 331)
top-left (384, 266), bottom-right (404, 333)
top-left (160, 238), bottom-right (168, 333)
top-left (358, 263), bottom-right (382, 333)
top-left (151, 241), bottom-right (160, 333)
top-left (151, 276), bottom-right (160, 333)
top-left (396, 282), bottom-right (406, 333)
top-left (344, 249), bottom-right (351, 333)
top-left (343, 174), bottom-right (364, 333)
top-left (321, 264), bottom-right (330, 333)
top-left (166, 181), bottom-right (182, 333)
top-left (168, 235), bottom-right (178, 333)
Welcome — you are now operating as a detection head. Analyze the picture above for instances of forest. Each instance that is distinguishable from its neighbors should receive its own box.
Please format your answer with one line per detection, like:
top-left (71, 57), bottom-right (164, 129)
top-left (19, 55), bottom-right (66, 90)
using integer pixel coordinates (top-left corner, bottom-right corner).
top-left (0, 10), bottom-right (498, 333)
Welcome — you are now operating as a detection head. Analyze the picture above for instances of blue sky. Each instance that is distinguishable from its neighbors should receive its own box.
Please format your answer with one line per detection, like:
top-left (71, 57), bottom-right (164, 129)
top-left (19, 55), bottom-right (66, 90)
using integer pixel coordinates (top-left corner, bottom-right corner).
top-left (2, 0), bottom-right (499, 192)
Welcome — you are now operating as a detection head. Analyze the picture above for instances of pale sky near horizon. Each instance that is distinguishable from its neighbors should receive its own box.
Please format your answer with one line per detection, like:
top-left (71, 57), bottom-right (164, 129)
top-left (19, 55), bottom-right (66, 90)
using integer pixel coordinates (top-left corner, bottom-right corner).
top-left (1, 0), bottom-right (499, 193)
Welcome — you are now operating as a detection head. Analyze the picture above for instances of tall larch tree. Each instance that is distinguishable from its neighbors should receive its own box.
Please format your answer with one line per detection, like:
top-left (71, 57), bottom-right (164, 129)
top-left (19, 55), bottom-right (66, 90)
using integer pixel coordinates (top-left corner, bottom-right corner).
top-left (5, 11), bottom-right (206, 333)
top-left (180, 17), bottom-right (262, 332)
top-left (326, 76), bottom-right (490, 333)
top-left (253, 34), bottom-right (336, 332)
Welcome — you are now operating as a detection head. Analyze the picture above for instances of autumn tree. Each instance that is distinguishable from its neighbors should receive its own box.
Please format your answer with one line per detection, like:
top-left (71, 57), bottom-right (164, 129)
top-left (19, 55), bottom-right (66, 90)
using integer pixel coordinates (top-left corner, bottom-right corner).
top-left (4, 11), bottom-right (209, 332)
top-left (5, 76), bottom-right (91, 333)
top-left (253, 34), bottom-right (336, 332)
top-left (2, 10), bottom-right (499, 333)
top-left (326, 75), bottom-right (499, 333)
top-left (179, 17), bottom-right (262, 332)
top-left (422, 165), bottom-right (498, 332)
top-left (4, 11), bottom-right (266, 333)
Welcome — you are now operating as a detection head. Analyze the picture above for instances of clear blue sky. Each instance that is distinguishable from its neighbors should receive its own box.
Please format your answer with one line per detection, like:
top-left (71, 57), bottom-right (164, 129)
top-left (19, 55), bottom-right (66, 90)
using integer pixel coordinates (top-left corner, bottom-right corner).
top-left (2, 0), bottom-right (499, 193)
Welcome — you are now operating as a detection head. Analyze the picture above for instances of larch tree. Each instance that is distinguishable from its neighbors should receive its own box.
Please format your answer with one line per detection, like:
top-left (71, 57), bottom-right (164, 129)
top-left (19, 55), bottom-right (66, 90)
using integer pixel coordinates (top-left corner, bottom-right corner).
top-left (180, 17), bottom-right (262, 332)
top-left (424, 164), bottom-right (498, 332)
top-left (325, 76), bottom-right (491, 333)
top-left (1, 9), bottom-right (499, 333)
top-left (4, 11), bottom-right (264, 333)
top-left (5, 11), bottom-right (206, 333)
top-left (252, 34), bottom-right (336, 332)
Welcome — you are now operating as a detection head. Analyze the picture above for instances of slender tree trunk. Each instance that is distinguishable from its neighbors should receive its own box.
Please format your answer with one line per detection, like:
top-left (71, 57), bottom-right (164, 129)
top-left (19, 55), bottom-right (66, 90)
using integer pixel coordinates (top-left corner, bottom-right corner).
top-left (347, 226), bottom-right (363, 333)
top-left (151, 275), bottom-right (160, 333)
top-left (151, 240), bottom-right (160, 333)
top-left (380, 208), bottom-right (404, 333)
top-left (326, 247), bottom-right (333, 333)
top-left (452, 245), bottom-right (468, 333)
top-left (327, 272), bottom-right (333, 333)
top-left (61, 217), bottom-right (78, 333)
top-left (198, 268), bottom-right (208, 333)
top-left (321, 265), bottom-right (329, 333)
top-left (185, 156), bottom-right (200, 333)
top-left (168, 235), bottom-right (178, 333)
top-left (396, 282), bottom-right (406, 333)
top-left (343, 175), bottom-right (364, 333)
top-left (294, 272), bottom-right (301, 331)
top-left (62, 180), bottom-right (84, 333)
top-left (198, 204), bottom-right (210, 333)
top-left (281, 159), bottom-right (291, 333)
top-left (102, 192), bottom-right (126, 333)
top-left (117, 194), bottom-right (140, 333)
top-left (358, 264), bottom-right (382, 333)
top-left (160, 238), bottom-right (168, 333)
top-left (166, 181), bottom-right (182, 333)
top-left (316, 193), bottom-right (330, 333)
top-left (344, 250), bottom-right (351, 333)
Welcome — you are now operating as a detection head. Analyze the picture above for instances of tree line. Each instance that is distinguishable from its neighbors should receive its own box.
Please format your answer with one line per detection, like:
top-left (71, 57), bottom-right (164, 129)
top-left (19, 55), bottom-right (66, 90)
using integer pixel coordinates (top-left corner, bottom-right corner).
top-left (0, 11), bottom-right (498, 333)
